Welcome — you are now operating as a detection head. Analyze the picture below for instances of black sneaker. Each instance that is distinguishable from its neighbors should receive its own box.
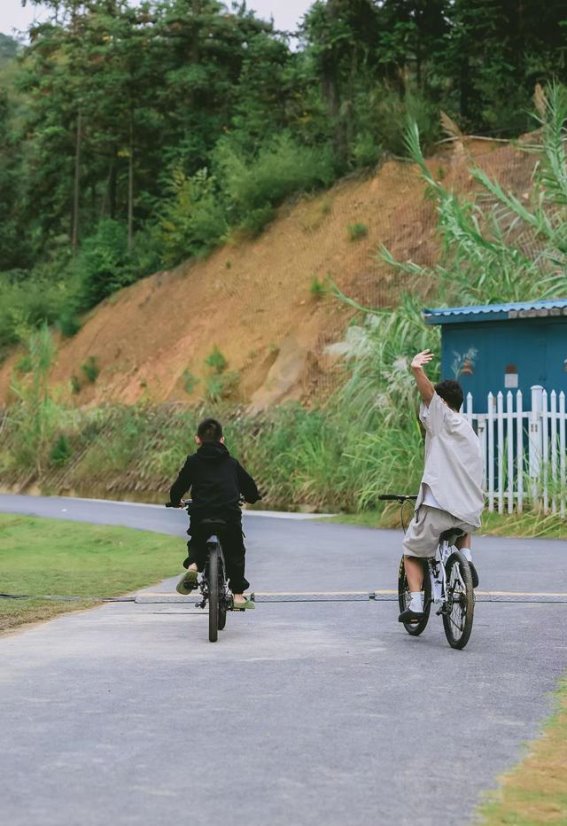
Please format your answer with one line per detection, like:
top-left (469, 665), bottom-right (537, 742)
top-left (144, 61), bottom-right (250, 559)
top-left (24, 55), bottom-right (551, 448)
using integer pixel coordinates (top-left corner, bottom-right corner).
top-left (176, 568), bottom-right (198, 595)
top-left (398, 608), bottom-right (425, 624)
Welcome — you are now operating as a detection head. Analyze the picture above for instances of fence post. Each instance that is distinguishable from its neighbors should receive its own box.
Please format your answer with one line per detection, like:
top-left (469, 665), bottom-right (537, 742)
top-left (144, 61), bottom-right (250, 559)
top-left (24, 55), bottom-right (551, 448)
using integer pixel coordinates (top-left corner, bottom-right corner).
top-left (542, 389), bottom-right (549, 514)
top-left (516, 390), bottom-right (524, 513)
top-left (466, 392), bottom-right (473, 424)
top-left (560, 391), bottom-right (566, 518)
top-left (506, 391), bottom-right (514, 513)
top-left (497, 391), bottom-right (504, 513)
top-left (487, 392), bottom-right (495, 512)
top-left (550, 390), bottom-right (557, 515)
top-left (529, 385), bottom-right (543, 505)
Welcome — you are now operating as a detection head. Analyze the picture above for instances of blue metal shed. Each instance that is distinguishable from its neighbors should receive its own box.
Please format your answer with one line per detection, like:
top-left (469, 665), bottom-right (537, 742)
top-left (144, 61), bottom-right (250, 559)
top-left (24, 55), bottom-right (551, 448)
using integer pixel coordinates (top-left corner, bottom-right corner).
top-left (423, 298), bottom-right (567, 411)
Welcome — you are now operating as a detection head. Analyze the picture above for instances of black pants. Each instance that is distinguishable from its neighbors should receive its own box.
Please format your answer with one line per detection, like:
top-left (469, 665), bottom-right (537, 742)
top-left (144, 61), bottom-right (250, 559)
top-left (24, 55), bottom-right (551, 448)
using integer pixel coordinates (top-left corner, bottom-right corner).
top-left (184, 519), bottom-right (249, 594)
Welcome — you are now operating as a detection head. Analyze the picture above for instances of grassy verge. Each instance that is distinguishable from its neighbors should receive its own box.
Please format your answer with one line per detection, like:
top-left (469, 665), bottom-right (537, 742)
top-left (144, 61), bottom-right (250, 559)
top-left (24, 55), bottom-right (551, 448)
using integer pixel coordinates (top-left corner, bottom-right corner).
top-left (328, 508), bottom-right (567, 539)
top-left (478, 678), bottom-right (567, 825)
top-left (0, 514), bottom-right (181, 632)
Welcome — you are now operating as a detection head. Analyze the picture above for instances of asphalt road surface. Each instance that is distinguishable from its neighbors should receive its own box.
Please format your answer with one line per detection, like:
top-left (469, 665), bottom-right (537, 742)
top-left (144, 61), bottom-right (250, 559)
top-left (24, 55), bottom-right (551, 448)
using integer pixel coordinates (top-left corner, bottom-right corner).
top-left (1, 494), bottom-right (566, 826)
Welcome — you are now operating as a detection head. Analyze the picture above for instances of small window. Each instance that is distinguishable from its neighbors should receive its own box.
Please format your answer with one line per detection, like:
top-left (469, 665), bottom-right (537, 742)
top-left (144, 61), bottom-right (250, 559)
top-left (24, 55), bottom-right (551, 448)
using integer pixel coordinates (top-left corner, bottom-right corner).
top-left (505, 363), bottom-right (518, 388)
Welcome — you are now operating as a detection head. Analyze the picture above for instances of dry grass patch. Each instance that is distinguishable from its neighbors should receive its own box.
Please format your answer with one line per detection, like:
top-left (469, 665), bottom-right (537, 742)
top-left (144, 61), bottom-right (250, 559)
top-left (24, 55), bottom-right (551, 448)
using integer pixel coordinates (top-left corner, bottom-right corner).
top-left (479, 679), bottom-right (567, 825)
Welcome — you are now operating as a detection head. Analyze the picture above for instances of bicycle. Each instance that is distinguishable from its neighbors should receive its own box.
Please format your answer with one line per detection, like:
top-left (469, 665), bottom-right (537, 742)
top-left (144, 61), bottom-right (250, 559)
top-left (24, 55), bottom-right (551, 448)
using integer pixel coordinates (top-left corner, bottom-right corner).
top-left (379, 494), bottom-right (475, 650)
top-left (166, 501), bottom-right (236, 643)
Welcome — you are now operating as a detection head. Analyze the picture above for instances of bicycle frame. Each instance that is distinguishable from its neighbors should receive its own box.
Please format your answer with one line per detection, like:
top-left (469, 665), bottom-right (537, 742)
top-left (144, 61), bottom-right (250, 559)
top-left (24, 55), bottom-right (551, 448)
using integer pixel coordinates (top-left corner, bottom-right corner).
top-left (427, 535), bottom-right (465, 614)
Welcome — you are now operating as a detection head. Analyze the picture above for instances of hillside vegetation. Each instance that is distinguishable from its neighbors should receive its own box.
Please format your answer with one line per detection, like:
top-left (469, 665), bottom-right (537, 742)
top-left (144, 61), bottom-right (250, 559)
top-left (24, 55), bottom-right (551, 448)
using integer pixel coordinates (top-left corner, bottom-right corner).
top-left (0, 0), bottom-right (566, 358)
top-left (0, 2), bottom-right (566, 514)
top-left (0, 136), bottom-right (539, 408)
top-left (2, 83), bottom-right (566, 512)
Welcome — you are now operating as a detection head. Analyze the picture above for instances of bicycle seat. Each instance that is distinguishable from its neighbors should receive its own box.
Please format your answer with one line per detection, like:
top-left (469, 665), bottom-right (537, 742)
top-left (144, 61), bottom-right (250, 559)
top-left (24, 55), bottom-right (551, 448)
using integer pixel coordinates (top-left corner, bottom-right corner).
top-left (439, 528), bottom-right (465, 543)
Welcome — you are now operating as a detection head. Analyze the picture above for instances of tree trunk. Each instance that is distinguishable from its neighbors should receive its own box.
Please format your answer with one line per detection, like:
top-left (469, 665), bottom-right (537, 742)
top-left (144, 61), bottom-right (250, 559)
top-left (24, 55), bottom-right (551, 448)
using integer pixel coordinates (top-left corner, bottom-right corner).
top-left (127, 116), bottom-right (134, 252)
top-left (71, 109), bottom-right (82, 253)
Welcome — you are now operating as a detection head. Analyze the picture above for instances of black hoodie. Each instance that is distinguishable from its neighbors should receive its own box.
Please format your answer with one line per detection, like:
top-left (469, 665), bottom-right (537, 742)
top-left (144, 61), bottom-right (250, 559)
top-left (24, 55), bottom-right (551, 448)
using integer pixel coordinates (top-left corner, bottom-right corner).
top-left (169, 442), bottom-right (260, 521)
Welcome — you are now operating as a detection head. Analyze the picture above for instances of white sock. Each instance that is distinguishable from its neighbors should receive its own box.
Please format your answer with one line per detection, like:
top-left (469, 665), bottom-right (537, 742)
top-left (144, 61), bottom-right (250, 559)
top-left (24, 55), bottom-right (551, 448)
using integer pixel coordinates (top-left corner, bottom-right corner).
top-left (409, 591), bottom-right (424, 612)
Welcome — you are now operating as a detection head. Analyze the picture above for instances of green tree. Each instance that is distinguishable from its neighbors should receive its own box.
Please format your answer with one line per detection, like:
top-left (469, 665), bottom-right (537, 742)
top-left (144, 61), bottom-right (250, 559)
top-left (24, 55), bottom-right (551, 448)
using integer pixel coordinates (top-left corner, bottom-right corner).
top-left (0, 33), bottom-right (20, 67)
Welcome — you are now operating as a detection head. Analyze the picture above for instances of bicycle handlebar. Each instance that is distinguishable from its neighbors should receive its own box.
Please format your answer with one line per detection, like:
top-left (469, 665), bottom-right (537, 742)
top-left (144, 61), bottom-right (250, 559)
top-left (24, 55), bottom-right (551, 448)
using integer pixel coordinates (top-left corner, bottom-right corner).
top-left (378, 494), bottom-right (418, 502)
top-left (165, 498), bottom-right (246, 509)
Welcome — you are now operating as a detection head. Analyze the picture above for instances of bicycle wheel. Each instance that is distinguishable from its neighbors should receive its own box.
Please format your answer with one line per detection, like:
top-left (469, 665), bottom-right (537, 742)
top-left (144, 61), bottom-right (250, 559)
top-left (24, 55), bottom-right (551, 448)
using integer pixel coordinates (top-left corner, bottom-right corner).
top-left (208, 546), bottom-right (219, 643)
top-left (442, 551), bottom-right (474, 650)
top-left (397, 556), bottom-right (431, 636)
top-left (217, 550), bottom-right (227, 631)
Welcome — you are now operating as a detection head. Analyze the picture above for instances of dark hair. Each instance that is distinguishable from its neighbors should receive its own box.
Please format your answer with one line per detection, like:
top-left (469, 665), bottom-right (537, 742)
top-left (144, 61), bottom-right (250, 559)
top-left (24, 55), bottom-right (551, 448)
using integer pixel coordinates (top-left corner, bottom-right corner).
top-left (434, 380), bottom-right (463, 412)
top-left (197, 417), bottom-right (223, 442)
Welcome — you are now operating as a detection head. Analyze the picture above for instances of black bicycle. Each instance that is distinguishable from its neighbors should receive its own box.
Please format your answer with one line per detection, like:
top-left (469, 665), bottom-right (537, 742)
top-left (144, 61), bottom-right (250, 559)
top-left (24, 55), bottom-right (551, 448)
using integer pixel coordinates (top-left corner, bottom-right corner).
top-left (166, 502), bottom-right (234, 643)
top-left (379, 494), bottom-right (475, 650)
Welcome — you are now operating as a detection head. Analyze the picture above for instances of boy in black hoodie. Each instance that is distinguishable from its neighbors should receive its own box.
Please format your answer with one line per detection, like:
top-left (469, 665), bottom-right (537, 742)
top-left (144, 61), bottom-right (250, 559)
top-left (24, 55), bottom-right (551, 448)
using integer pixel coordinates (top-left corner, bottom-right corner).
top-left (168, 417), bottom-right (260, 610)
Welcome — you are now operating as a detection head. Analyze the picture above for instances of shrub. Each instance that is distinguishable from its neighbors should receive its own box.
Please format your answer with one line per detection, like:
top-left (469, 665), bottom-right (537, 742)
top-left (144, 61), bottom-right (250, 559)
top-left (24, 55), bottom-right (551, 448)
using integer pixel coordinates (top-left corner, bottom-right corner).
top-left (182, 369), bottom-right (199, 394)
top-left (81, 356), bottom-right (99, 384)
top-left (74, 220), bottom-right (135, 309)
top-left (310, 277), bottom-right (326, 300)
top-left (70, 375), bottom-right (81, 394)
top-left (157, 166), bottom-right (228, 267)
top-left (352, 132), bottom-right (382, 168)
top-left (348, 223), bottom-right (368, 241)
top-left (215, 133), bottom-right (335, 221)
top-left (50, 434), bottom-right (72, 466)
top-left (0, 265), bottom-right (74, 350)
top-left (15, 354), bottom-right (32, 374)
top-left (7, 325), bottom-right (63, 474)
top-left (237, 206), bottom-right (276, 239)
top-left (205, 346), bottom-right (228, 374)
top-left (57, 312), bottom-right (82, 338)
top-left (205, 370), bottom-right (240, 402)
top-left (352, 86), bottom-right (440, 159)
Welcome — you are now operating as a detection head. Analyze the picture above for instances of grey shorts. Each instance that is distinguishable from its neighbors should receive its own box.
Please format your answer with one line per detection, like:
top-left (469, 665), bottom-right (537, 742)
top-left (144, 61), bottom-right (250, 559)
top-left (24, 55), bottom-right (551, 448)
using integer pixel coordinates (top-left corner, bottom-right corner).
top-left (403, 505), bottom-right (476, 558)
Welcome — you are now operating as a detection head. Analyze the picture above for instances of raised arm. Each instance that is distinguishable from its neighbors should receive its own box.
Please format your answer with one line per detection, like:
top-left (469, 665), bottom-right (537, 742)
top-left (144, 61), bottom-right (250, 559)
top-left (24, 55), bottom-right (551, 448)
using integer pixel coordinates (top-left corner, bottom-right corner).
top-left (411, 350), bottom-right (435, 406)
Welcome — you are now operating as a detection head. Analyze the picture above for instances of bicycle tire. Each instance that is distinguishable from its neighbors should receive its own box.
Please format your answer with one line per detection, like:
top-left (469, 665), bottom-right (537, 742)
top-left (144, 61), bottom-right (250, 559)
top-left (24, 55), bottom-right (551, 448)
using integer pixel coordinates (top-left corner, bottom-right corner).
top-left (442, 551), bottom-right (474, 650)
top-left (208, 546), bottom-right (219, 643)
top-left (397, 556), bottom-right (431, 636)
top-left (217, 549), bottom-right (227, 631)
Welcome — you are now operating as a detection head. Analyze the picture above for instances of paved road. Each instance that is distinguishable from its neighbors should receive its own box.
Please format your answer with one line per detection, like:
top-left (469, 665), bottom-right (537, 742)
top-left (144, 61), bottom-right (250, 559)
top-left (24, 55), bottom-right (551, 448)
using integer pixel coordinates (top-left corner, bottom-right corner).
top-left (1, 495), bottom-right (567, 826)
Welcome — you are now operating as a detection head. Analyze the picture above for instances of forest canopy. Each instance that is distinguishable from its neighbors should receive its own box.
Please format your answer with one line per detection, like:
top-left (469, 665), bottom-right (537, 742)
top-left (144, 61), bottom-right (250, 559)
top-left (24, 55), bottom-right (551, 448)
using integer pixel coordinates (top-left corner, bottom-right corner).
top-left (0, 0), bottom-right (566, 349)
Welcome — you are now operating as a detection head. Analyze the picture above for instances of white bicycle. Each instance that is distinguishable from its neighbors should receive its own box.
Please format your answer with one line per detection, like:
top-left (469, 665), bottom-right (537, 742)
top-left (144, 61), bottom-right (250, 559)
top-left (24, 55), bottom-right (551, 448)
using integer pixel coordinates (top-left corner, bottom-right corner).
top-left (380, 494), bottom-right (475, 650)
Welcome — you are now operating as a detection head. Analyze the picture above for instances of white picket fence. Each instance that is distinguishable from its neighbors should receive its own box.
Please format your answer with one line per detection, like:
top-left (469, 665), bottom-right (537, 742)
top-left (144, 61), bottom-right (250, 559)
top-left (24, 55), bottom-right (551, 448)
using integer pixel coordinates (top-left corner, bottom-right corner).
top-left (465, 386), bottom-right (566, 515)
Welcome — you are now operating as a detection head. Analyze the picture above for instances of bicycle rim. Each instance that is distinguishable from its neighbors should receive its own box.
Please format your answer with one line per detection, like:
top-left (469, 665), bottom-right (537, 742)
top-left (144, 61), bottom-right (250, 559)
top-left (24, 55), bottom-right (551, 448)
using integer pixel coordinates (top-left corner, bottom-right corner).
top-left (208, 547), bottom-right (219, 643)
top-left (397, 556), bottom-right (431, 636)
top-left (442, 552), bottom-right (474, 650)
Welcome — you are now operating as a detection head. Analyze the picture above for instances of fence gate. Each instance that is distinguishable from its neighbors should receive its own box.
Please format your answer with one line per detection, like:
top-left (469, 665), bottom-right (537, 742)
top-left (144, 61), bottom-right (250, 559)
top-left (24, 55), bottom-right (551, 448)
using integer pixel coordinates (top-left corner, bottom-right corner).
top-left (465, 385), bottom-right (566, 516)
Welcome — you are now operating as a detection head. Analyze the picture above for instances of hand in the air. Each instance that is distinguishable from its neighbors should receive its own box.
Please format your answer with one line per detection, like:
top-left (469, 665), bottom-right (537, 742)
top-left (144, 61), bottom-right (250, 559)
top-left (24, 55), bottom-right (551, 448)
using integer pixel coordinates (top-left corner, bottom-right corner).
top-left (411, 350), bottom-right (434, 370)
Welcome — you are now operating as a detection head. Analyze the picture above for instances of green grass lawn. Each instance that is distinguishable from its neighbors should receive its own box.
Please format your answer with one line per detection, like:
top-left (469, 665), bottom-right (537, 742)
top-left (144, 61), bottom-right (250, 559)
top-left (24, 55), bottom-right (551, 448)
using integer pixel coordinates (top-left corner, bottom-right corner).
top-left (0, 514), bottom-right (181, 632)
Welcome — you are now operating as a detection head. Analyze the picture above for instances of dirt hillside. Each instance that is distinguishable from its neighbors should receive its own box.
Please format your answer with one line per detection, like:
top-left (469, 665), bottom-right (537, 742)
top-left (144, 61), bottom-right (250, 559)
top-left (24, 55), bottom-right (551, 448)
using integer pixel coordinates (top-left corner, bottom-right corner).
top-left (0, 138), bottom-right (536, 409)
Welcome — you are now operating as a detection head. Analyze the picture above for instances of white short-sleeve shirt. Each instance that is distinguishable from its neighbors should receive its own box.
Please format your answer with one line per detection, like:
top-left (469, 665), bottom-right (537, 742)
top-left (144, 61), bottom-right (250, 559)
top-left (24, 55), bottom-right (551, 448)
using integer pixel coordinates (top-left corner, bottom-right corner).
top-left (417, 393), bottom-right (484, 527)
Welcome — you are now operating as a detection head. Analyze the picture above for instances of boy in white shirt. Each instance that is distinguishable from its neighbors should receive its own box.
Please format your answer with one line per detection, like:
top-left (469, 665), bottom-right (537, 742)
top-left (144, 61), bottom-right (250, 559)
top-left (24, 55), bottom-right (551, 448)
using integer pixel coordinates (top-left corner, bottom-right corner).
top-left (399, 349), bottom-right (484, 624)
